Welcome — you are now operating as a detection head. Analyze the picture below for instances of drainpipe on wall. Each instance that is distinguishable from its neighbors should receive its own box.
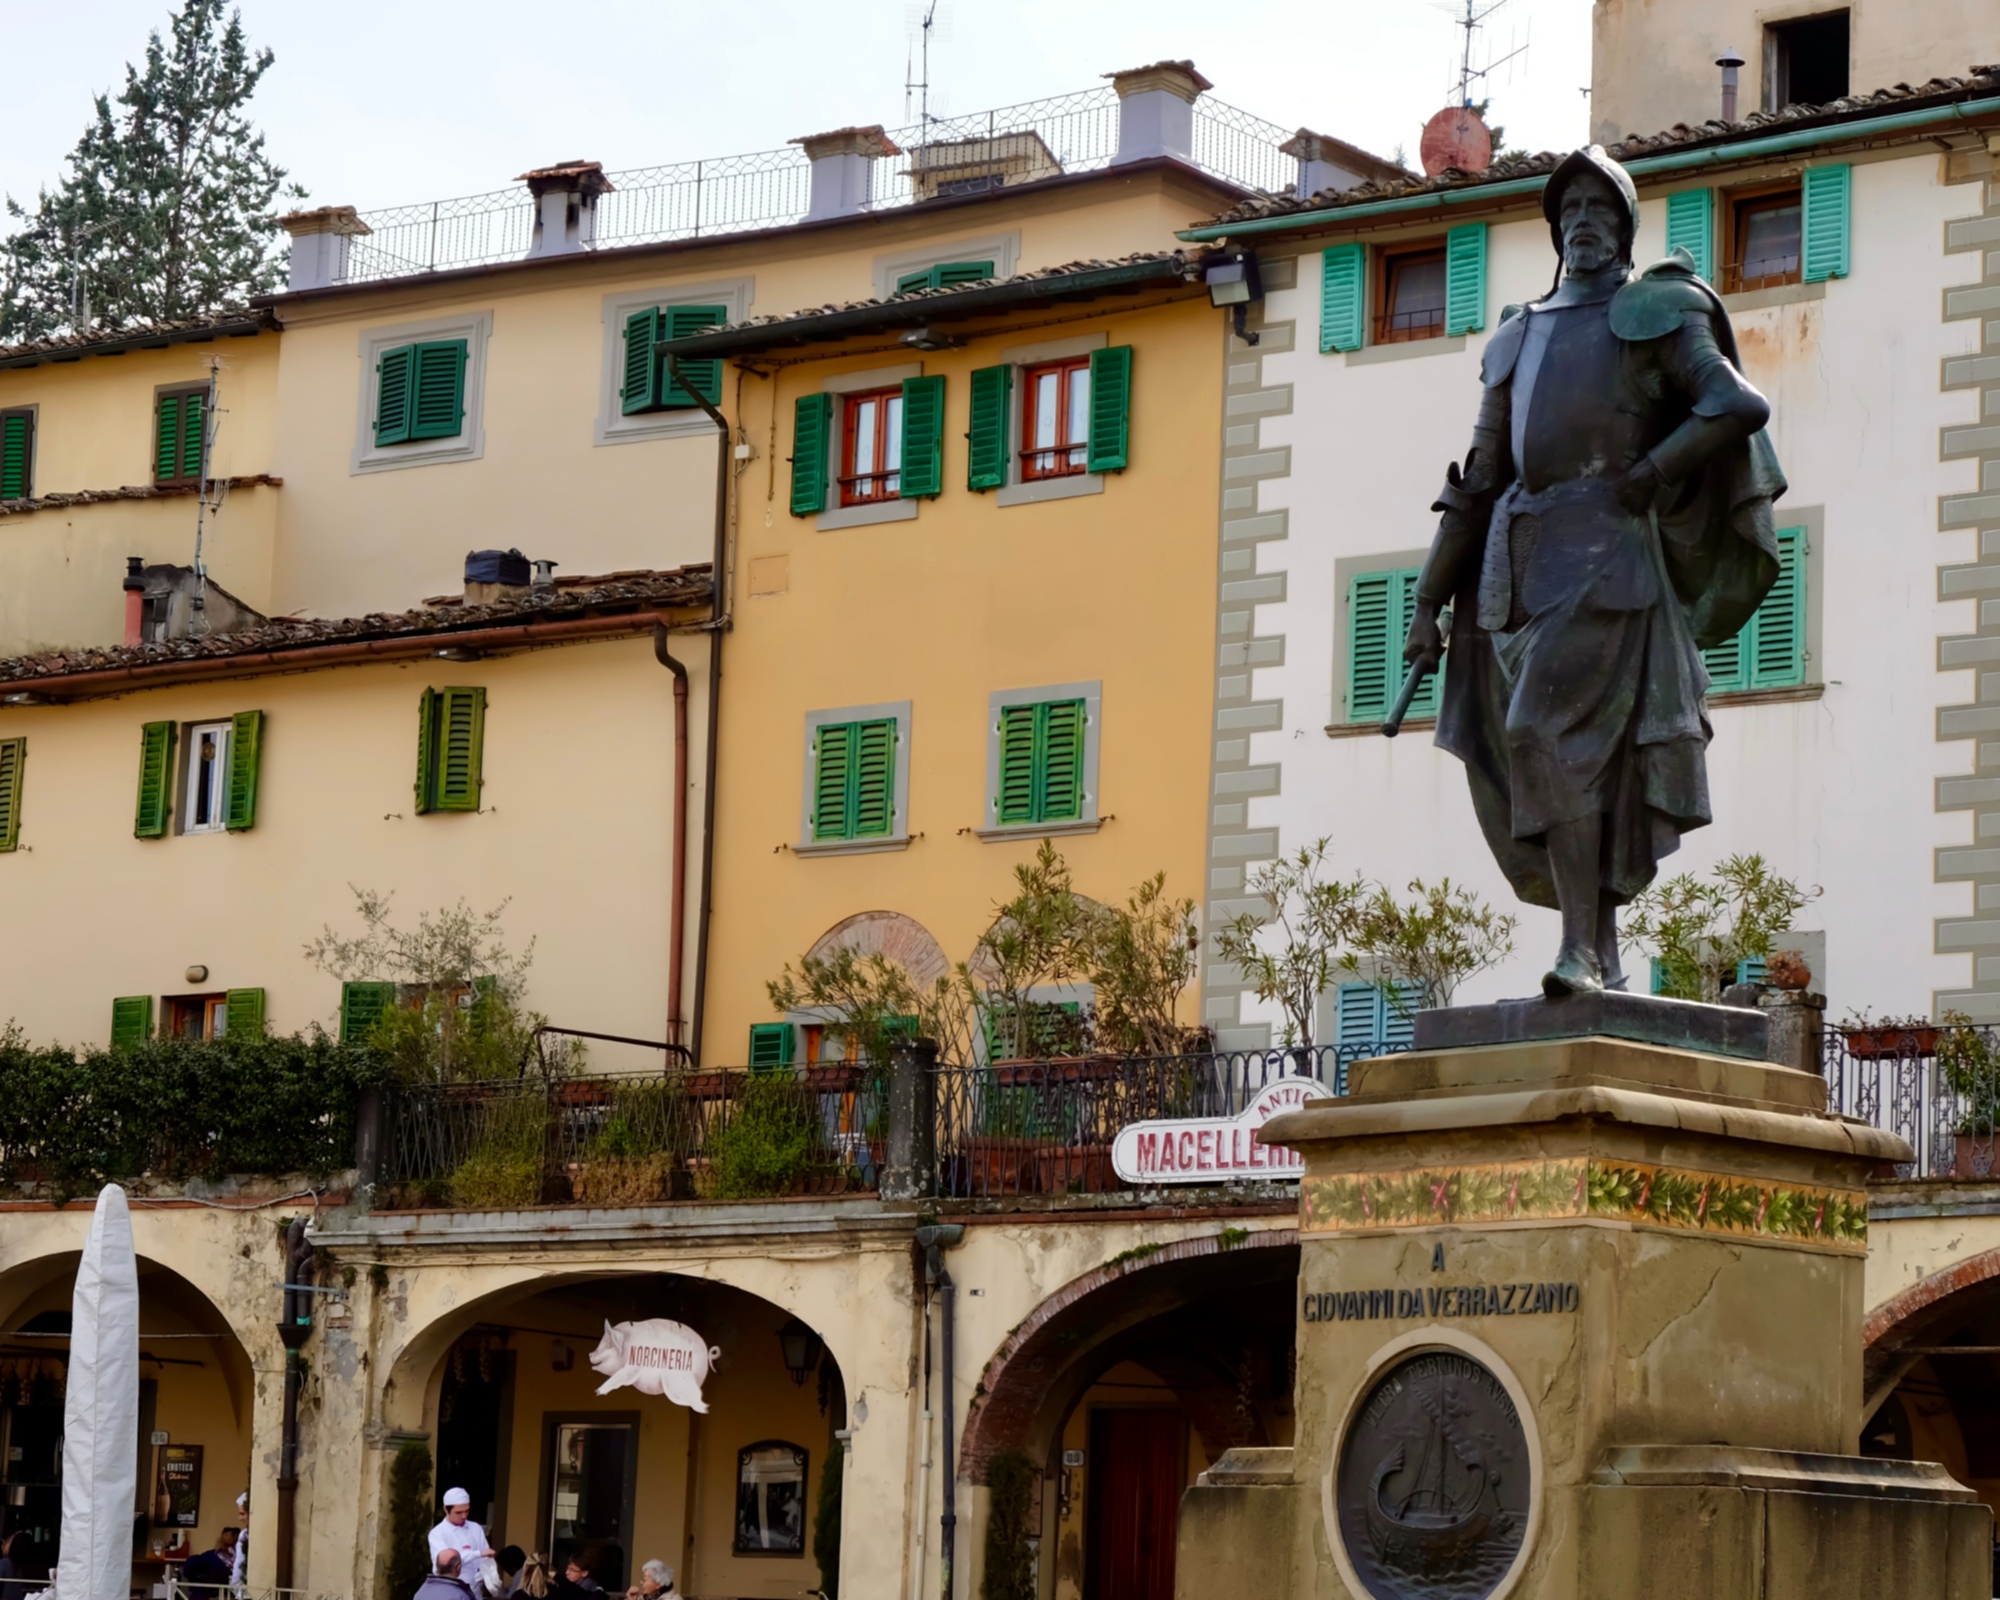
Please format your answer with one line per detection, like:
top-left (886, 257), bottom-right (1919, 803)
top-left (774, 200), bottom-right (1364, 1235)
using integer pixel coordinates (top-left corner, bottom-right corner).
top-left (274, 1218), bottom-right (314, 1589)
top-left (652, 626), bottom-right (691, 1052)
top-left (664, 353), bottom-right (731, 1067)
top-left (916, 1225), bottom-right (966, 1599)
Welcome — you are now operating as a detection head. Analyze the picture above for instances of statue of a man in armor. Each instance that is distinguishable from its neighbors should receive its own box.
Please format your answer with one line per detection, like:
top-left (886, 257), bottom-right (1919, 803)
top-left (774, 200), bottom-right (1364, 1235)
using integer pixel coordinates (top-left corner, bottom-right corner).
top-left (1403, 146), bottom-right (1787, 998)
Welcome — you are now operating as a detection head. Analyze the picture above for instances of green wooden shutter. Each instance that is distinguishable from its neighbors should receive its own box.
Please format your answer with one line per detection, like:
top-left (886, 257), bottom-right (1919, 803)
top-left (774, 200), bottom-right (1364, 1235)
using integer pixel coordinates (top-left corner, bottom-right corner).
top-left (0, 737), bottom-right (23, 852)
top-left (414, 686), bottom-right (439, 813)
top-left (790, 393), bottom-right (833, 516)
top-left (178, 390), bottom-right (205, 480)
top-left (1444, 224), bottom-right (1487, 337)
top-left (224, 709), bottom-right (262, 832)
top-left (134, 720), bottom-right (176, 838)
top-left (852, 719), bottom-right (896, 837)
top-left (224, 987), bottom-right (266, 1038)
top-left (1334, 983), bottom-right (1382, 1052)
top-left (434, 686), bottom-right (486, 811)
top-left (1320, 243), bottom-right (1366, 353)
top-left (409, 340), bottom-right (467, 440)
top-left (374, 345), bottom-right (414, 446)
top-left (995, 705), bottom-right (1039, 825)
top-left (662, 305), bottom-right (728, 409)
top-left (1085, 346), bottom-right (1132, 474)
top-left (1666, 188), bottom-right (1715, 282)
top-left (898, 261), bottom-right (995, 292)
top-left (340, 980), bottom-right (397, 1042)
top-left (621, 308), bottom-right (663, 415)
top-left (967, 365), bottom-right (1011, 492)
top-left (900, 375), bottom-right (946, 499)
top-left (749, 1021), bottom-right (794, 1069)
top-left (812, 722), bottom-right (855, 841)
top-left (155, 393), bottom-right (183, 479)
top-left (1037, 700), bottom-right (1086, 822)
top-left (1, 413), bottom-right (33, 500)
top-left (1748, 526), bottom-right (1806, 688)
top-left (1702, 625), bottom-right (1746, 693)
top-left (1396, 570), bottom-right (1441, 718)
top-left (1347, 573), bottom-right (1396, 722)
top-left (1802, 164), bottom-right (1852, 283)
top-left (1382, 981), bottom-right (1421, 1049)
top-left (111, 995), bottom-right (152, 1050)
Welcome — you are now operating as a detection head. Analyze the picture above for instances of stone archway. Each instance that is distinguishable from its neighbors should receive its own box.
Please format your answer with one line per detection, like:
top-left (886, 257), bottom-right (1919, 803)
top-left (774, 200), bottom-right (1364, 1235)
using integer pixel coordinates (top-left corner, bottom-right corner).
top-left (808, 910), bottom-right (951, 987)
top-left (1861, 1247), bottom-right (2000, 1508)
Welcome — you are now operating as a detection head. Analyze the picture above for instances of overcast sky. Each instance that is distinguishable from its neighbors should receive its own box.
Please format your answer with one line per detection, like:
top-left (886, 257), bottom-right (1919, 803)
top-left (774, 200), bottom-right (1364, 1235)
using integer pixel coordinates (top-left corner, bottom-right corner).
top-left (1, 0), bottom-right (1594, 215)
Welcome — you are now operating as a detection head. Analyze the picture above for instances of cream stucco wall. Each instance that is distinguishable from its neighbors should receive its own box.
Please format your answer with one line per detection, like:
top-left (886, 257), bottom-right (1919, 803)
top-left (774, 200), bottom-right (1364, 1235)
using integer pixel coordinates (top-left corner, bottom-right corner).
top-left (1220, 146), bottom-right (1980, 1033)
top-left (1590, 0), bottom-right (1999, 145)
top-left (0, 635), bottom-right (708, 1062)
top-left (701, 293), bottom-right (1224, 1065)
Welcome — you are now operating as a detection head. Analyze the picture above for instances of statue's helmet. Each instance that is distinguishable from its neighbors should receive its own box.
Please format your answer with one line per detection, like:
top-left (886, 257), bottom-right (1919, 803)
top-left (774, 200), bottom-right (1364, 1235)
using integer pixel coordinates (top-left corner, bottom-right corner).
top-left (1541, 145), bottom-right (1640, 261)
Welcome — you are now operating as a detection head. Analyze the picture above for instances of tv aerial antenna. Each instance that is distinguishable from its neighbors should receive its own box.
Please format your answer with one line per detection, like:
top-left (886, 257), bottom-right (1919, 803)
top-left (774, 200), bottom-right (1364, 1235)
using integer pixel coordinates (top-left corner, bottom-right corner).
top-left (904, 3), bottom-right (952, 129)
top-left (1445, 0), bottom-right (1530, 108)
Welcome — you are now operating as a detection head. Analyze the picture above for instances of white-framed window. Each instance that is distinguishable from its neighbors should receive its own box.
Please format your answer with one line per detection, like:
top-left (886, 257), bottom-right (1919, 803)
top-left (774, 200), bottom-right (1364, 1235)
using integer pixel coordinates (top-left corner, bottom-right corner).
top-left (595, 277), bottom-right (754, 447)
top-left (350, 310), bottom-right (492, 475)
top-left (182, 720), bottom-right (233, 835)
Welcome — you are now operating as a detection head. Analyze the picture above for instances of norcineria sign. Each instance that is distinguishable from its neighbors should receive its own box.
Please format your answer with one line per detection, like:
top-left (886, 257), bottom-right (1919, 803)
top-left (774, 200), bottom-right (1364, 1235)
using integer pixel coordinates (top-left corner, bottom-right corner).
top-left (1111, 1076), bottom-right (1333, 1184)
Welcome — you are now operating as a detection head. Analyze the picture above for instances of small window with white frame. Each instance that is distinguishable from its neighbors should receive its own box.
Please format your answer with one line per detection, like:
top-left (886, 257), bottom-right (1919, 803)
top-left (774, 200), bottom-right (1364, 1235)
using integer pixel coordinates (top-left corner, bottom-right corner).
top-left (182, 720), bottom-right (233, 835)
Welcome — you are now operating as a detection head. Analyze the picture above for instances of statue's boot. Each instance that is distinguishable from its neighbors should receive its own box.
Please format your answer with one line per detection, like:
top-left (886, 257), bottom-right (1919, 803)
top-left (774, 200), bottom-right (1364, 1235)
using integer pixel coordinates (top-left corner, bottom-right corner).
top-left (1596, 899), bottom-right (1628, 991)
top-left (1544, 817), bottom-right (1608, 998)
top-left (1543, 945), bottom-right (1604, 998)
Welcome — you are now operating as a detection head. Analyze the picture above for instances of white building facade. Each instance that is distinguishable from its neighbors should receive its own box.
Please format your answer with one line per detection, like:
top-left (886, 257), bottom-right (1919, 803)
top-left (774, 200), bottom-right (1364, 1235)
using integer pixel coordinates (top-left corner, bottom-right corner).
top-left (1185, 70), bottom-right (2000, 1045)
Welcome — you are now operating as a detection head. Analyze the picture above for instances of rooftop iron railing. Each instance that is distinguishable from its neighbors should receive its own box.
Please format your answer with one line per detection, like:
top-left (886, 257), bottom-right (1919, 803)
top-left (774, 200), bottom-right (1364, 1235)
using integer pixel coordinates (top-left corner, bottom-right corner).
top-left (329, 85), bottom-right (1294, 285)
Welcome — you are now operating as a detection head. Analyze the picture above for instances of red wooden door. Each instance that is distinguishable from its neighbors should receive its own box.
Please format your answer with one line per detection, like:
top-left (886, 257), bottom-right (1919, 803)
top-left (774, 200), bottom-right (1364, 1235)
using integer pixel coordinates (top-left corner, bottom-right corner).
top-left (1085, 1408), bottom-right (1186, 1600)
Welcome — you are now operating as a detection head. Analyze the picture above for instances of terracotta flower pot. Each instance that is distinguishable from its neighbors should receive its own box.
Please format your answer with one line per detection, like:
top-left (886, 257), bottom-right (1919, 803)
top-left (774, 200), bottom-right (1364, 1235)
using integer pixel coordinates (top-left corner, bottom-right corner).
top-left (1843, 1026), bottom-right (1941, 1059)
top-left (803, 1063), bottom-right (866, 1094)
top-left (965, 1135), bottom-right (1039, 1195)
top-left (1035, 1144), bottom-right (1115, 1195)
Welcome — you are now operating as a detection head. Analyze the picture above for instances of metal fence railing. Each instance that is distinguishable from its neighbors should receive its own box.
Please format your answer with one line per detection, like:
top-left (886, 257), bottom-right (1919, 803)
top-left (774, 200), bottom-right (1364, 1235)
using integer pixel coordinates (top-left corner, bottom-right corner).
top-left (1822, 1023), bottom-right (2000, 1181)
top-left (328, 86), bottom-right (1294, 284)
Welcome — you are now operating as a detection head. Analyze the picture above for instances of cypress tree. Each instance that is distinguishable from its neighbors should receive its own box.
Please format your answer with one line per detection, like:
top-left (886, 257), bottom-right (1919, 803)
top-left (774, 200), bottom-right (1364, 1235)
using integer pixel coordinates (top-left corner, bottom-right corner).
top-left (0, 0), bottom-right (300, 342)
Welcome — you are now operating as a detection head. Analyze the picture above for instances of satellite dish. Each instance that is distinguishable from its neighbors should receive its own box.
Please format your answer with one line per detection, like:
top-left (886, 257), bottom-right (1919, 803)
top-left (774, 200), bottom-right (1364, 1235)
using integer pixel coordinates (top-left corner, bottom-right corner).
top-left (1420, 106), bottom-right (1493, 175)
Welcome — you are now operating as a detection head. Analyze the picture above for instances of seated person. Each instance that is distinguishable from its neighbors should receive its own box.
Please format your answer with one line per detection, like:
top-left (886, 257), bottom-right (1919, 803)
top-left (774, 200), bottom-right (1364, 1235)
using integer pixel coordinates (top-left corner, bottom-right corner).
top-left (495, 1547), bottom-right (526, 1598)
top-left (417, 1549), bottom-right (478, 1600)
top-left (180, 1530), bottom-right (239, 1588)
top-left (627, 1561), bottom-right (674, 1599)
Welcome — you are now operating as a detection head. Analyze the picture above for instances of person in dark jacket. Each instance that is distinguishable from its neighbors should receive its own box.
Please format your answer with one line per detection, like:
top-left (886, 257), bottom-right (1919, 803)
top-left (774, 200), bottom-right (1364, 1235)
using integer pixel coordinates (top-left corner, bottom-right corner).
top-left (416, 1548), bottom-right (479, 1600)
top-left (180, 1530), bottom-right (239, 1589)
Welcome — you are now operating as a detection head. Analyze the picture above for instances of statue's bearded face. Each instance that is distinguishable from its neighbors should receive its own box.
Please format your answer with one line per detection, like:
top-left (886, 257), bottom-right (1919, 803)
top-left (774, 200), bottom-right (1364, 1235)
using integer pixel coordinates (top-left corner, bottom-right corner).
top-left (1558, 170), bottom-right (1626, 272)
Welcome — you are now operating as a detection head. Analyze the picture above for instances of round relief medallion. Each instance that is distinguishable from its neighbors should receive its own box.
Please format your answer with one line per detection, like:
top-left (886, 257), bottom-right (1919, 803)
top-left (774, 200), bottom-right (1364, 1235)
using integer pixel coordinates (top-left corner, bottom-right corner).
top-left (1335, 1350), bottom-right (1531, 1600)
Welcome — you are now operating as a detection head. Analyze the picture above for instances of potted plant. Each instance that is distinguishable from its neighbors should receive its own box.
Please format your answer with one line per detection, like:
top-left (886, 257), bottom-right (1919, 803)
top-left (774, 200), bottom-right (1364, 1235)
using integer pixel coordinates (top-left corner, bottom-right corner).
top-left (1935, 1012), bottom-right (2000, 1176)
top-left (1214, 840), bottom-right (1368, 1064)
top-left (1621, 854), bottom-right (1820, 1003)
top-left (1839, 1010), bottom-right (1943, 1060)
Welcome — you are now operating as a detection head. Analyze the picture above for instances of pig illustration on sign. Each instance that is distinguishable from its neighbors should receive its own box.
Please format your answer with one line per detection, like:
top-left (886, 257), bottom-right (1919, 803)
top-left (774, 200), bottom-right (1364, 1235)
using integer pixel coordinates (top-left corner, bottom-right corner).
top-left (588, 1318), bottom-right (721, 1411)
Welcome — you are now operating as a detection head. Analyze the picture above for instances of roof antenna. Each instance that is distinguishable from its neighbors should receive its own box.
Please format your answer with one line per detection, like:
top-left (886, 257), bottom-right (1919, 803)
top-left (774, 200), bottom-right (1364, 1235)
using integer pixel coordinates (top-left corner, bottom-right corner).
top-left (1448, 0), bottom-right (1529, 109)
top-left (189, 357), bottom-right (225, 635)
top-left (904, 2), bottom-right (948, 130)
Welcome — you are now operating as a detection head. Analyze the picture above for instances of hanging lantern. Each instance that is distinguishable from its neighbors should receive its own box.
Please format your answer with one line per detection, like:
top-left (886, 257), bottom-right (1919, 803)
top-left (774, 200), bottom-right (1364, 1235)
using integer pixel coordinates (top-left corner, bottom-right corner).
top-left (774, 1318), bottom-right (823, 1386)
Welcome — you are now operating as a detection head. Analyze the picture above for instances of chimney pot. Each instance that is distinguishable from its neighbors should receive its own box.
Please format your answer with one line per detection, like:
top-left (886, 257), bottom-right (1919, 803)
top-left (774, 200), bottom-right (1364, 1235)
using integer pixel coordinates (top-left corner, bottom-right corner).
top-left (531, 559), bottom-right (558, 591)
top-left (518, 162), bottom-right (614, 258)
top-left (1105, 60), bottom-right (1211, 167)
top-left (1716, 48), bottom-right (1746, 122)
top-left (279, 206), bottom-right (372, 292)
top-left (791, 126), bottom-right (901, 221)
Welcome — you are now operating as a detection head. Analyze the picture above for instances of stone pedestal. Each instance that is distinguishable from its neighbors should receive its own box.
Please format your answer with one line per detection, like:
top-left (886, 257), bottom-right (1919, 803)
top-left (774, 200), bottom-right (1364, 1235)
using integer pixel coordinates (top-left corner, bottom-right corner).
top-left (1176, 1014), bottom-right (1991, 1600)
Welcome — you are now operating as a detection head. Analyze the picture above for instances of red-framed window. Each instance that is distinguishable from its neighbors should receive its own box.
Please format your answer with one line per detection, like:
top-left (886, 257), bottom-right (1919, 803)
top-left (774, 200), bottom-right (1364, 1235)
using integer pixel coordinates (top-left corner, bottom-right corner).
top-left (838, 388), bottom-right (904, 506)
top-left (1021, 357), bottom-right (1092, 480)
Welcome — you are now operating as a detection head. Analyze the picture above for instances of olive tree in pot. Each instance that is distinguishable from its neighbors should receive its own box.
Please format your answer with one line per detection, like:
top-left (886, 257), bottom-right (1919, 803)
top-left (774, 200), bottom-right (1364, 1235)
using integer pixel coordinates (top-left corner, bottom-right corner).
top-left (1620, 853), bottom-right (1819, 1004)
top-left (1213, 840), bottom-right (1368, 1063)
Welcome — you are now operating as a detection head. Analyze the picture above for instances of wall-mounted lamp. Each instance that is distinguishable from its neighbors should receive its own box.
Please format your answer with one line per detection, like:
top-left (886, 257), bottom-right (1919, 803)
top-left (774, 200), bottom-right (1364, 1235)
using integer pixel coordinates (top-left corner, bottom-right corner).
top-left (550, 1339), bottom-right (573, 1372)
top-left (433, 645), bottom-right (485, 662)
top-left (900, 327), bottom-right (964, 352)
top-left (1205, 251), bottom-right (1264, 346)
top-left (185, 965), bottom-right (209, 984)
top-left (775, 1316), bottom-right (824, 1385)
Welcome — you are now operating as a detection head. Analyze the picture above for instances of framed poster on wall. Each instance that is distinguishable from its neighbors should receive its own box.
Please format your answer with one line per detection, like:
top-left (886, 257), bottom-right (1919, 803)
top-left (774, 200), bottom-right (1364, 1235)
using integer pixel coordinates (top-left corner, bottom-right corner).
top-left (158, 1444), bottom-right (202, 1528)
top-left (734, 1442), bottom-right (807, 1554)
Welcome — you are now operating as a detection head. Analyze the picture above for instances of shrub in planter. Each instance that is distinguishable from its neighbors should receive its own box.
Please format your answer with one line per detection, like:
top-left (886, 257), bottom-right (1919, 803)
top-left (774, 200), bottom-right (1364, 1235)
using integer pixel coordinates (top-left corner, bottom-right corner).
top-left (448, 1095), bottom-right (546, 1210)
top-left (383, 1440), bottom-right (434, 1600)
top-left (572, 1081), bottom-right (684, 1205)
top-left (981, 1448), bottom-right (1036, 1600)
top-left (708, 1076), bottom-right (819, 1198)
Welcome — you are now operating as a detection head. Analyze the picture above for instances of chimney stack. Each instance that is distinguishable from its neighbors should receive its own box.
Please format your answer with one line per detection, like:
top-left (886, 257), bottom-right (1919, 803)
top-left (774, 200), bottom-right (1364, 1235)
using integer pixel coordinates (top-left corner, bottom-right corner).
top-left (520, 162), bottom-right (614, 258)
top-left (279, 207), bottom-right (372, 292)
top-left (1717, 48), bottom-right (1746, 122)
top-left (464, 548), bottom-right (532, 606)
top-left (792, 127), bottom-right (901, 222)
top-left (1105, 60), bottom-right (1212, 167)
top-left (122, 557), bottom-right (145, 647)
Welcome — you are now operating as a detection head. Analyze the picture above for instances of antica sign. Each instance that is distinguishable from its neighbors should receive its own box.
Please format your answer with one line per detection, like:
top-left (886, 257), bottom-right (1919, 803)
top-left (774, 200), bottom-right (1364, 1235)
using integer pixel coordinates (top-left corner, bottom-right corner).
top-left (1111, 1077), bottom-right (1332, 1185)
top-left (589, 1318), bottom-right (721, 1411)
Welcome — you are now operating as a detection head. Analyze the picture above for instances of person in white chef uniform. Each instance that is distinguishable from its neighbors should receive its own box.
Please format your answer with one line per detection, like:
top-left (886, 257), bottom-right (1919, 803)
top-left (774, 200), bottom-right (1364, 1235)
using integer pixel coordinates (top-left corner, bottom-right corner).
top-left (429, 1489), bottom-right (498, 1596)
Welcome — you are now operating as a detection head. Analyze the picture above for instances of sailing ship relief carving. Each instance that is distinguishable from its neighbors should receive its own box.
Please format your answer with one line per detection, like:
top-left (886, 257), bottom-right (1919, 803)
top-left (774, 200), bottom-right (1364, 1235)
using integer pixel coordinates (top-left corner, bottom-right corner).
top-left (1335, 1351), bottom-right (1530, 1600)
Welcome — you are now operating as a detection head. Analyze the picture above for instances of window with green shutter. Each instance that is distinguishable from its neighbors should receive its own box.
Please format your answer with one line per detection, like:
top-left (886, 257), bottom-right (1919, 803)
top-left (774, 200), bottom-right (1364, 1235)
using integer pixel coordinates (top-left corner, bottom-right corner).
top-left (1702, 526), bottom-right (1806, 693)
top-left (134, 720), bottom-right (177, 838)
top-left (1085, 346), bottom-right (1131, 474)
top-left (1333, 981), bottom-right (1420, 1060)
top-left (966, 365), bottom-right (1011, 491)
top-left (1320, 242), bottom-right (1365, 353)
top-left (0, 737), bottom-right (23, 852)
top-left (415, 686), bottom-right (487, 813)
top-left (111, 995), bottom-right (153, 1050)
top-left (1347, 569), bottom-right (1439, 723)
top-left (376, 341), bottom-right (467, 445)
top-left (225, 710), bottom-right (262, 832)
top-left (899, 375), bottom-right (946, 499)
top-left (224, 987), bottom-right (266, 1038)
top-left (620, 308), bottom-right (663, 415)
top-left (790, 392), bottom-right (833, 516)
top-left (749, 1021), bottom-right (795, 1069)
top-left (1802, 163), bottom-right (1851, 282)
top-left (1443, 224), bottom-right (1487, 337)
top-left (812, 718), bottom-right (898, 841)
top-left (896, 261), bottom-right (996, 294)
top-left (340, 980), bottom-right (397, 1042)
top-left (0, 410), bottom-right (33, 501)
top-left (624, 304), bottom-right (729, 415)
top-left (154, 387), bottom-right (206, 485)
top-left (1666, 188), bottom-right (1715, 282)
top-left (995, 698), bottom-right (1087, 826)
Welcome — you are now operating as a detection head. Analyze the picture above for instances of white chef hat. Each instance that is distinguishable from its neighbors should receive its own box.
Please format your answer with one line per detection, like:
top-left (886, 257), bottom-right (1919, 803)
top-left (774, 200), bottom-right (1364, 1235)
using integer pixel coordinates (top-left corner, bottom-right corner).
top-left (442, 1487), bottom-right (472, 1508)
top-left (235, 1492), bottom-right (249, 1512)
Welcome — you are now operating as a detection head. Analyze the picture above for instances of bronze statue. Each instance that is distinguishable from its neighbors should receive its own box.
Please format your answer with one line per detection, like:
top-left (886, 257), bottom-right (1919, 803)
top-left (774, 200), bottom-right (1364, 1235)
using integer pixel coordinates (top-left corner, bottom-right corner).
top-left (1401, 146), bottom-right (1786, 998)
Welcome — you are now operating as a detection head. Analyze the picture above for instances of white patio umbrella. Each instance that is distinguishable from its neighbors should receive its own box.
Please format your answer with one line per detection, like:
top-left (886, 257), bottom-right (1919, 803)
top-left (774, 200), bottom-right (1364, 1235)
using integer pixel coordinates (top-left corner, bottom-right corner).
top-left (53, 1185), bottom-right (139, 1600)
